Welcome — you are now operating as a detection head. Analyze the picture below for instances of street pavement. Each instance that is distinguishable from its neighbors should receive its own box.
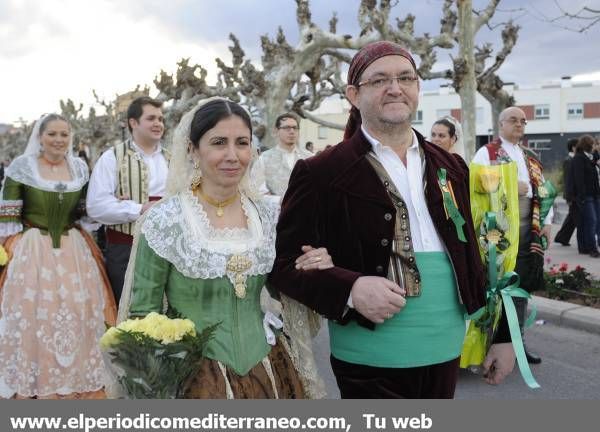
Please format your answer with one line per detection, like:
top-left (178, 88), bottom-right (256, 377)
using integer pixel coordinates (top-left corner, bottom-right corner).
top-left (312, 320), bottom-right (600, 399)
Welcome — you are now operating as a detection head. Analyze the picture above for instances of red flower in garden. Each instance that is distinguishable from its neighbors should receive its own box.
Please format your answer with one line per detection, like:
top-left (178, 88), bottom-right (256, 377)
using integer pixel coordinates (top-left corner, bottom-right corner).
top-left (558, 262), bottom-right (568, 272)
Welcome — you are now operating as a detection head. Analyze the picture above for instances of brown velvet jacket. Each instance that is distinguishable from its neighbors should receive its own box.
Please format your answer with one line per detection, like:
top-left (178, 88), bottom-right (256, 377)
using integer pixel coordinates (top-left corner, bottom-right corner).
top-left (269, 128), bottom-right (509, 341)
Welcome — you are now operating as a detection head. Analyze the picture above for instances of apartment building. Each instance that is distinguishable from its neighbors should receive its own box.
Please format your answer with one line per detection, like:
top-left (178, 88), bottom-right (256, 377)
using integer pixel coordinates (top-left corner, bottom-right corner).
top-left (299, 77), bottom-right (600, 170)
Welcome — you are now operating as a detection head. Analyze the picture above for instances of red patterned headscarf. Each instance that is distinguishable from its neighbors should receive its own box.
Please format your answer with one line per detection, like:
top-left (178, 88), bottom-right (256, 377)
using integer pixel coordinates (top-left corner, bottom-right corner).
top-left (344, 41), bottom-right (417, 139)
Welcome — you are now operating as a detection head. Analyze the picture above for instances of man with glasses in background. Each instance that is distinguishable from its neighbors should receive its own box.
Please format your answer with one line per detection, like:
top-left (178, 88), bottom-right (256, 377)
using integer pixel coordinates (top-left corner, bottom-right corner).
top-left (270, 41), bottom-right (514, 398)
top-left (472, 106), bottom-right (553, 365)
top-left (252, 112), bottom-right (313, 199)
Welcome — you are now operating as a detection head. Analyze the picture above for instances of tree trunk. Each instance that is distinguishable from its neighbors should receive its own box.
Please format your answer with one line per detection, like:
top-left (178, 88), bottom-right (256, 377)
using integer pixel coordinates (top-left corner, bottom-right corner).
top-left (457, 0), bottom-right (477, 161)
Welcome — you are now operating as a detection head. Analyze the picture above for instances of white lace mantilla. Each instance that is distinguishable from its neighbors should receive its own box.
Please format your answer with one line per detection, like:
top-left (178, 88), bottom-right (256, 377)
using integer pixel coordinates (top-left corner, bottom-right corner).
top-left (4, 154), bottom-right (88, 193)
top-left (141, 191), bottom-right (279, 281)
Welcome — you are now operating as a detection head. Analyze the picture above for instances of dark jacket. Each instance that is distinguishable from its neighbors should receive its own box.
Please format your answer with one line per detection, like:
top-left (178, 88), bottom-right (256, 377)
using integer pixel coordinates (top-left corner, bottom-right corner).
top-left (563, 155), bottom-right (574, 201)
top-left (269, 128), bottom-right (509, 341)
top-left (571, 152), bottom-right (600, 202)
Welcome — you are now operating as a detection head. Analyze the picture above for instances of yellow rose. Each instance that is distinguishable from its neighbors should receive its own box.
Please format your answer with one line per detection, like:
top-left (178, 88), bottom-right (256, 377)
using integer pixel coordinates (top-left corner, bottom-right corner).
top-left (0, 244), bottom-right (8, 266)
top-left (476, 167), bottom-right (501, 193)
top-left (99, 327), bottom-right (120, 350)
top-left (486, 229), bottom-right (502, 245)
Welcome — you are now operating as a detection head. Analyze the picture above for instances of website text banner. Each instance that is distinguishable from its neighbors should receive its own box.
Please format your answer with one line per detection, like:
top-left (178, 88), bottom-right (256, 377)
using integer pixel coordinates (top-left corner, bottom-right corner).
top-left (0, 400), bottom-right (596, 432)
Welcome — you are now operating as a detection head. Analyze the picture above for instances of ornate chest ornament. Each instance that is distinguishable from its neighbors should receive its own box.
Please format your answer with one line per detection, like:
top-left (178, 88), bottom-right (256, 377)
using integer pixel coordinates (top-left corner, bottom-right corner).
top-left (226, 254), bottom-right (252, 298)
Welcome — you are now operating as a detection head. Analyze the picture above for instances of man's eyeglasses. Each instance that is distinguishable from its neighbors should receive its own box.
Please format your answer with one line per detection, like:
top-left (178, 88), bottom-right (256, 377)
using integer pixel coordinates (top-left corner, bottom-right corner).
top-left (503, 117), bottom-right (528, 126)
top-left (278, 125), bottom-right (299, 131)
top-left (357, 75), bottom-right (419, 89)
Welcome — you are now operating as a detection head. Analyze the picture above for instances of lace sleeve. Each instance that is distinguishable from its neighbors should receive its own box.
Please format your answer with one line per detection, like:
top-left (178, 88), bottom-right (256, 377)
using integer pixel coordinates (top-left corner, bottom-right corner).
top-left (0, 177), bottom-right (24, 236)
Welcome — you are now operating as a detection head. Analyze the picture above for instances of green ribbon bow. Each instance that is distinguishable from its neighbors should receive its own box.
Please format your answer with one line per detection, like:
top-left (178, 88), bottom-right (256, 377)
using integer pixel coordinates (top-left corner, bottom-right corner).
top-left (437, 168), bottom-right (467, 243)
top-left (465, 212), bottom-right (539, 389)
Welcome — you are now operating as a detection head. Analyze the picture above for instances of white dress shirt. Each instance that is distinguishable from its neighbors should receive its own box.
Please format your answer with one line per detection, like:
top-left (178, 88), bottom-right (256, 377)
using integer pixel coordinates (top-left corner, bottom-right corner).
top-left (252, 144), bottom-right (308, 196)
top-left (362, 126), bottom-right (445, 252)
top-left (86, 141), bottom-right (168, 225)
top-left (472, 137), bottom-right (553, 225)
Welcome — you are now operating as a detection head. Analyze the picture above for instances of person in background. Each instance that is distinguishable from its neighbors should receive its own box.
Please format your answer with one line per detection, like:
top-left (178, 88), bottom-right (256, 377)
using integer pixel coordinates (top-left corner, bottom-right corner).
top-left (554, 138), bottom-right (578, 247)
top-left (86, 97), bottom-right (169, 304)
top-left (0, 114), bottom-right (116, 399)
top-left (571, 135), bottom-right (600, 258)
top-left (430, 116), bottom-right (462, 155)
top-left (472, 106), bottom-right (554, 365)
top-left (305, 141), bottom-right (315, 154)
top-left (251, 113), bottom-right (313, 200)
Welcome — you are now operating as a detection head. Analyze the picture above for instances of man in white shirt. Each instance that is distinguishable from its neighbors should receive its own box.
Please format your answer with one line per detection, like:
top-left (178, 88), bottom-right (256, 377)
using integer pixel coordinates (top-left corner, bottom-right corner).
top-left (251, 113), bottom-right (313, 199)
top-left (472, 106), bottom-right (553, 365)
top-left (87, 97), bottom-right (169, 303)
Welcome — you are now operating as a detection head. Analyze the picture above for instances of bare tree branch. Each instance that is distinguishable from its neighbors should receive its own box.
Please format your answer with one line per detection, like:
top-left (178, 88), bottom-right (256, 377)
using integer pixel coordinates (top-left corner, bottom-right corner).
top-left (296, 106), bottom-right (345, 130)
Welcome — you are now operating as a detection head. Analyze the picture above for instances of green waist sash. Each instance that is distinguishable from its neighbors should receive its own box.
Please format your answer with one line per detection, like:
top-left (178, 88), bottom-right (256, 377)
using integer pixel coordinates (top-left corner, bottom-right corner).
top-left (329, 252), bottom-right (466, 368)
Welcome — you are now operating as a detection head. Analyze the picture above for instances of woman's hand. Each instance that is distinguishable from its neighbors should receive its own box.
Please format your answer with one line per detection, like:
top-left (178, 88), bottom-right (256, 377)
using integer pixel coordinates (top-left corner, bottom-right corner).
top-left (295, 245), bottom-right (334, 270)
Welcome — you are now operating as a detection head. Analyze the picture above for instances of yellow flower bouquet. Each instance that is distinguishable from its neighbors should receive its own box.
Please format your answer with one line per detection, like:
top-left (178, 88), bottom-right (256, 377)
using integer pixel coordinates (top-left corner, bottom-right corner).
top-left (0, 244), bottom-right (8, 266)
top-left (100, 312), bottom-right (217, 398)
top-left (461, 162), bottom-right (519, 370)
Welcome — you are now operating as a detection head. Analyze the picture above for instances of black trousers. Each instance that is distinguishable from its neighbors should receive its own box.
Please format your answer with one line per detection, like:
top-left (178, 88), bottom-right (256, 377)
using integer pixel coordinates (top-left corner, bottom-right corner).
top-left (555, 202), bottom-right (578, 245)
top-left (330, 355), bottom-right (460, 399)
top-left (104, 242), bottom-right (132, 305)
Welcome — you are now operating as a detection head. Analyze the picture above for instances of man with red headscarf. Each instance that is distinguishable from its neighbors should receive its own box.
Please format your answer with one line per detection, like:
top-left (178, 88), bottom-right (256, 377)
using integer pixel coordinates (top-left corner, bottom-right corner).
top-left (269, 41), bottom-right (515, 398)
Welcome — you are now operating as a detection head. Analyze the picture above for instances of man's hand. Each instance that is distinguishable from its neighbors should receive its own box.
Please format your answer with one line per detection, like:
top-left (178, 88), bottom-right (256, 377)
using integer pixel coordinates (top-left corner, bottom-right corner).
top-left (141, 201), bottom-right (157, 215)
top-left (350, 276), bottom-right (406, 324)
top-left (295, 245), bottom-right (334, 270)
top-left (482, 342), bottom-right (515, 385)
top-left (518, 181), bottom-right (528, 196)
top-left (541, 224), bottom-right (552, 240)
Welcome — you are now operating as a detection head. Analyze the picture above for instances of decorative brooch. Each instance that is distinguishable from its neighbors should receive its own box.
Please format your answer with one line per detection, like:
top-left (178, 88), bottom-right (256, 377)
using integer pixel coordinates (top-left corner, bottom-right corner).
top-left (226, 254), bottom-right (252, 299)
top-left (437, 168), bottom-right (467, 243)
top-left (54, 182), bottom-right (68, 203)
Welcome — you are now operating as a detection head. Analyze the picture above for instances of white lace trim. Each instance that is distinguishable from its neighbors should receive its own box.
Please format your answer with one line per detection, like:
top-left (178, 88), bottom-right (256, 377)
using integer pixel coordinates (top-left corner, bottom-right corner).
top-left (0, 221), bottom-right (23, 237)
top-left (140, 191), bottom-right (279, 280)
top-left (0, 199), bottom-right (23, 213)
top-left (0, 199), bottom-right (23, 236)
top-left (4, 154), bottom-right (88, 193)
top-left (184, 190), bottom-right (257, 251)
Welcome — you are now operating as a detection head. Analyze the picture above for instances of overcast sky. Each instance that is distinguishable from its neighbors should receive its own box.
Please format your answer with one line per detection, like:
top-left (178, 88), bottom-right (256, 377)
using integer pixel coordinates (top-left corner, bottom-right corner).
top-left (1, 0), bottom-right (599, 123)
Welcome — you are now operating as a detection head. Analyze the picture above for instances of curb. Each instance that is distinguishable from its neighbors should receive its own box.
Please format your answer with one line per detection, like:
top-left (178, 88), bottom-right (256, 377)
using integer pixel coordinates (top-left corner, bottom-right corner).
top-left (530, 295), bottom-right (600, 335)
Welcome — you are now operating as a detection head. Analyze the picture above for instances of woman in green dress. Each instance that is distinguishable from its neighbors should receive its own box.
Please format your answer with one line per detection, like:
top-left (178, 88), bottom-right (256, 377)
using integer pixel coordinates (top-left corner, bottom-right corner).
top-left (118, 98), bottom-right (330, 398)
top-left (0, 114), bottom-right (117, 399)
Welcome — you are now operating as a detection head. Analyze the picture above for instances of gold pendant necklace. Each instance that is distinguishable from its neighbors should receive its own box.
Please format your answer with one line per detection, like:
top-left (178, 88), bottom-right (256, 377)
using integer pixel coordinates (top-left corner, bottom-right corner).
top-left (196, 187), bottom-right (239, 217)
top-left (40, 155), bottom-right (64, 173)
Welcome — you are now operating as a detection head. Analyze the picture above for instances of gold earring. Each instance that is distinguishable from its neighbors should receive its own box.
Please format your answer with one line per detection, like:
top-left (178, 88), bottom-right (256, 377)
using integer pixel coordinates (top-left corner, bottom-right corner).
top-left (191, 160), bottom-right (202, 191)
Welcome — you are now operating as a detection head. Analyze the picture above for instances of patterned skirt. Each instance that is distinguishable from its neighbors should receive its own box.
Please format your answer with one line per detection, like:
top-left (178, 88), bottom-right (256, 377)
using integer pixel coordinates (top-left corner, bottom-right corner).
top-left (0, 228), bottom-right (117, 399)
top-left (184, 341), bottom-right (305, 399)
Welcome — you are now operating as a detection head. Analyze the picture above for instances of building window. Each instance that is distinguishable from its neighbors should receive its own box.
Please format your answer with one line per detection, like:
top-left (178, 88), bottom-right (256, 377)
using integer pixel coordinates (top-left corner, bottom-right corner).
top-left (317, 126), bottom-right (328, 139)
top-left (412, 110), bottom-right (423, 124)
top-left (436, 109), bottom-right (451, 119)
top-left (567, 103), bottom-right (583, 120)
top-left (528, 139), bottom-right (551, 160)
top-left (534, 105), bottom-right (550, 120)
